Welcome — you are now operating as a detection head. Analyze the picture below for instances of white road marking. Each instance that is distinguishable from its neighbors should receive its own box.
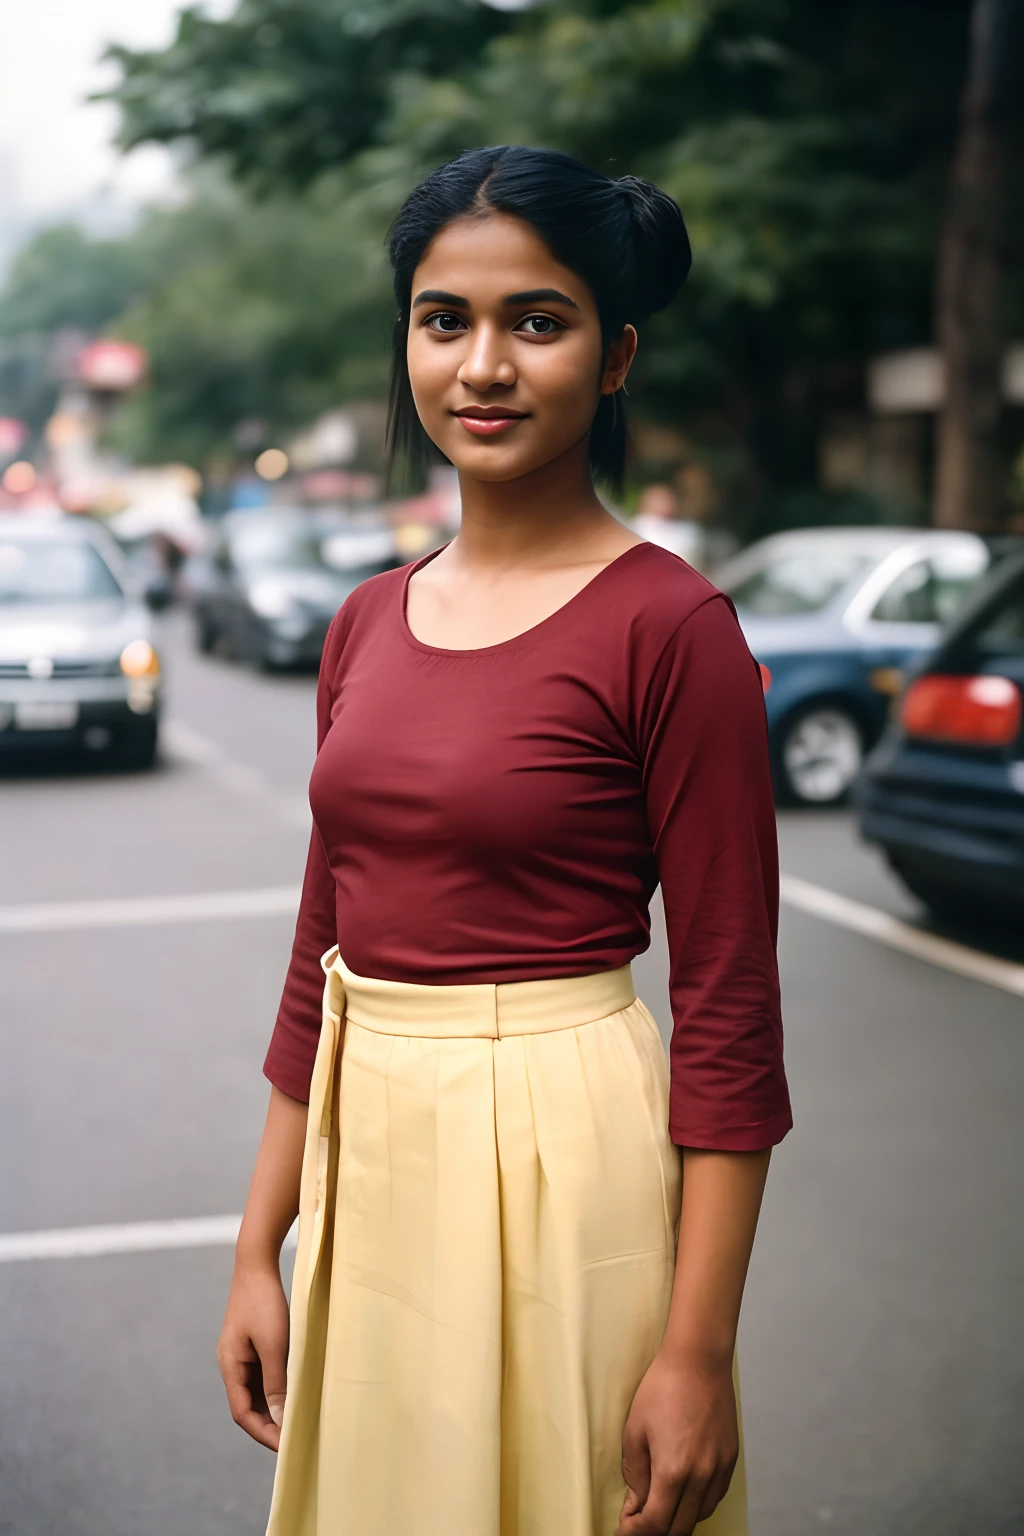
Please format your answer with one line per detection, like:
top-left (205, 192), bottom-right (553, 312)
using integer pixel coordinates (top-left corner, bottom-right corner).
top-left (0, 1215), bottom-right (298, 1264)
top-left (3, 876), bottom-right (1020, 1266)
top-left (0, 884), bottom-right (300, 935)
top-left (162, 717), bottom-right (310, 829)
top-left (779, 873), bottom-right (1024, 999)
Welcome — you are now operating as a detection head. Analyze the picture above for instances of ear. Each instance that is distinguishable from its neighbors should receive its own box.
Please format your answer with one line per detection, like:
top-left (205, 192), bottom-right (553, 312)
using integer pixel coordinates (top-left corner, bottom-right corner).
top-left (600, 324), bottom-right (638, 395)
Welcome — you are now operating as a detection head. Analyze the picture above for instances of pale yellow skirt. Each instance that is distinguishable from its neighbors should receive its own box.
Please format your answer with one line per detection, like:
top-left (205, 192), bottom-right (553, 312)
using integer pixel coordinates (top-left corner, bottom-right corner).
top-left (267, 949), bottom-right (748, 1536)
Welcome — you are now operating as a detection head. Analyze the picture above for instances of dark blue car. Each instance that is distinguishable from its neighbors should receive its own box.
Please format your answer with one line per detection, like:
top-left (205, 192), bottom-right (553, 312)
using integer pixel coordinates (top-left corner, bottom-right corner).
top-left (716, 527), bottom-right (990, 805)
top-left (858, 545), bottom-right (1024, 924)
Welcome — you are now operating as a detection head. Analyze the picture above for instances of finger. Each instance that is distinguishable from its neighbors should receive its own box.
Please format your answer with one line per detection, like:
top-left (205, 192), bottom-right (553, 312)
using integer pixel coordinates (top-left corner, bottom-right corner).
top-left (220, 1349), bottom-right (280, 1451)
top-left (620, 1420), bottom-right (652, 1507)
top-left (257, 1330), bottom-right (289, 1432)
top-left (668, 1474), bottom-right (714, 1536)
top-left (219, 1347), bottom-right (253, 1422)
top-left (618, 1427), bottom-right (653, 1532)
top-left (694, 1465), bottom-right (734, 1525)
top-left (621, 1470), bottom-right (685, 1535)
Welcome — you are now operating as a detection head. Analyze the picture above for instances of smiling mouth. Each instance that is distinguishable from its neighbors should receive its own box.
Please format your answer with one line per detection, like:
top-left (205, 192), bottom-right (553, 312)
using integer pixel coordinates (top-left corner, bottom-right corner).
top-left (453, 407), bottom-right (528, 438)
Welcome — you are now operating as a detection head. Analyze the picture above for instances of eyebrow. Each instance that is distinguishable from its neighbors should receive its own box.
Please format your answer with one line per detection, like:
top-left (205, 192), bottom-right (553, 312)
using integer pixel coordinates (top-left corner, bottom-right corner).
top-left (411, 287), bottom-right (580, 310)
top-left (503, 288), bottom-right (579, 310)
top-left (412, 289), bottom-right (468, 308)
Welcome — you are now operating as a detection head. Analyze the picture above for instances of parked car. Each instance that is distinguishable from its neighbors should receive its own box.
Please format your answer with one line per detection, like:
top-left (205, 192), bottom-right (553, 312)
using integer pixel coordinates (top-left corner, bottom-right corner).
top-left (716, 527), bottom-right (990, 805)
top-left (857, 545), bottom-right (1024, 924)
top-left (185, 511), bottom-right (400, 669)
top-left (0, 514), bottom-right (162, 768)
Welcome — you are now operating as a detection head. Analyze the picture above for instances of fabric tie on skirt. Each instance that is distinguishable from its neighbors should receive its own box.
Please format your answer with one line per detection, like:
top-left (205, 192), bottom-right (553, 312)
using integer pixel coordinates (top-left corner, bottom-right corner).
top-left (267, 949), bottom-right (748, 1536)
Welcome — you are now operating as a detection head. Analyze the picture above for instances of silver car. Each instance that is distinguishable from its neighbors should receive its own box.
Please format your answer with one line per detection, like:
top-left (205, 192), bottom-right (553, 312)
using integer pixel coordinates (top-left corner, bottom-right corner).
top-left (716, 526), bottom-right (991, 805)
top-left (0, 514), bottom-right (162, 769)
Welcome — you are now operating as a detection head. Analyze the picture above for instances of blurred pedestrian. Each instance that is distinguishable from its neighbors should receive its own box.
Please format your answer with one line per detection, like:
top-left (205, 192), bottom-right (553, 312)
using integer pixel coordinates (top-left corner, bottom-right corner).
top-left (633, 483), bottom-right (736, 576)
top-left (218, 146), bottom-right (791, 1536)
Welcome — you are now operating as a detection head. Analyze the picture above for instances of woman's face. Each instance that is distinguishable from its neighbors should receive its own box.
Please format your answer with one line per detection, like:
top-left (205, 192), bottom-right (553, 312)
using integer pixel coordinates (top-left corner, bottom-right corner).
top-left (406, 212), bottom-right (635, 482)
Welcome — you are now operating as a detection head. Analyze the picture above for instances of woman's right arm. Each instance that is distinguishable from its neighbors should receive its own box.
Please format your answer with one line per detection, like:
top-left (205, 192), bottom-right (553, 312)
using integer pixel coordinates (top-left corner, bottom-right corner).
top-left (217, 1086), bottom-right (307, 1451)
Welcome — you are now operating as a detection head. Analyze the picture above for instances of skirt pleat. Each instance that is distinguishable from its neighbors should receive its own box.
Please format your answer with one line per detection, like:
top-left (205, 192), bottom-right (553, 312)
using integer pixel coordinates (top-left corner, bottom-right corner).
top-left (266, 953), bottom-right (748, 1536)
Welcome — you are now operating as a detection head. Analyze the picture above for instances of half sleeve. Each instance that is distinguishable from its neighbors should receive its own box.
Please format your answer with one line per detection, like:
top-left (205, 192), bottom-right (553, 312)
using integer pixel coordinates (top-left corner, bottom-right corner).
top-left (262, 614), bottom-right (345, 1102)
top-left (641, 595), bottom-right (792, 1150)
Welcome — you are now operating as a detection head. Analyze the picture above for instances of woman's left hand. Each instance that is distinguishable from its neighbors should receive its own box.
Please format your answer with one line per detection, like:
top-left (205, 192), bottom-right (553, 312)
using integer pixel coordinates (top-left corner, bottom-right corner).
top-left (616, 1347), bottom-right (739, 1536)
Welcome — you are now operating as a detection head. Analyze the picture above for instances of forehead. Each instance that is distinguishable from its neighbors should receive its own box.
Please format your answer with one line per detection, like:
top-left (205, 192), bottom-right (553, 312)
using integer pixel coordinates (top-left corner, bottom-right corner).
top-left (413, 212), bottom-right (597, 314)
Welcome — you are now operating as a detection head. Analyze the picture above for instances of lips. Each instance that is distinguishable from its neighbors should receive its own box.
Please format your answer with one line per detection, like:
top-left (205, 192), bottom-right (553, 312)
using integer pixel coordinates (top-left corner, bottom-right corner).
top-left (453, 407), bottom-right (527, 438)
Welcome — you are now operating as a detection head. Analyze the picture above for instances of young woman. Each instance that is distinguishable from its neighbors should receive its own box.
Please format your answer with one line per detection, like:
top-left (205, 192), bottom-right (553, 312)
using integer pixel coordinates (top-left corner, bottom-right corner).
top-left (218, 145), bottom-right (791, 1536)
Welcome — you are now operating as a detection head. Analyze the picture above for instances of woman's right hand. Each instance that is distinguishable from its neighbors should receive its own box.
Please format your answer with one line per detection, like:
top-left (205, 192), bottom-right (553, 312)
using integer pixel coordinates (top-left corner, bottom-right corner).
top-left (217, 1259), bottom-right (290, 1451)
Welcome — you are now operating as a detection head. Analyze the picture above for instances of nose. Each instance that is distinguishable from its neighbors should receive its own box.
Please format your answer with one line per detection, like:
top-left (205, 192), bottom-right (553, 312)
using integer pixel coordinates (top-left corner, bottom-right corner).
top-left (456, 322), bottom-right (516, 393)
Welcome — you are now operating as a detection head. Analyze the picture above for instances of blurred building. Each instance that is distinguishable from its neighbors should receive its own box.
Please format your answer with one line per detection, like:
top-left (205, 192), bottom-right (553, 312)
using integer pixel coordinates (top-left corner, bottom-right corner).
top-left (817, 343), bottom-right (1024, 519)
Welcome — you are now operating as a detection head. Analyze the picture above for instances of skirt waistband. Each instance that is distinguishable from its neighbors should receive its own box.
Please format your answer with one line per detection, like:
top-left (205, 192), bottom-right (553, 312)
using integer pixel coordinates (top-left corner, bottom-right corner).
top-left (320, 948), bottom-right (636, 1039)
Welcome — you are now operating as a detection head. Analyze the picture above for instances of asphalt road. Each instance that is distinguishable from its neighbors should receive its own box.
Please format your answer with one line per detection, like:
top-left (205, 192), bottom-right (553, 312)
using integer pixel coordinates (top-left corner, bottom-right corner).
top-left (1, 608), bottom-right (1022, 1536)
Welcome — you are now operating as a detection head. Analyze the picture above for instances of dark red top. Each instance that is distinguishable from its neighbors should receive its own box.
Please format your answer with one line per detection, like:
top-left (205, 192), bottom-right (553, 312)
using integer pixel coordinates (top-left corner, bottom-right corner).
top-left (264, 541), bottom-right (791, 1151)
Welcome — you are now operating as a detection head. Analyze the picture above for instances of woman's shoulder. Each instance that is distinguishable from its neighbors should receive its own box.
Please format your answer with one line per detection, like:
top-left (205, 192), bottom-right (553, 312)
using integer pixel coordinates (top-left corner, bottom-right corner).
top-left (320, 561), bottom-right (409, 665)
top-left (330, 562), bottom-right (405, 626)
top-left (610, 539), bottom-right (733, 643)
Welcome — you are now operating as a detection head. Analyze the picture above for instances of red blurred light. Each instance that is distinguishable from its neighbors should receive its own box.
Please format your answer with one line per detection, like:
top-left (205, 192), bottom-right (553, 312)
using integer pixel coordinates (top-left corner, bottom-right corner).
top-left (758, 662), bottom-right (772, 693)
top-left (77, 340), bottom-right (147, 392)
top-left (901, 673), bottom-right (1021, 746)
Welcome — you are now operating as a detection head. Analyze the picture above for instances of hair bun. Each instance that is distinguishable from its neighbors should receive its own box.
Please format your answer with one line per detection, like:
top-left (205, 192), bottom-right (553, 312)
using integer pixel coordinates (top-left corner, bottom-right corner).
top-left (615, 175), bottom-right (691, 319)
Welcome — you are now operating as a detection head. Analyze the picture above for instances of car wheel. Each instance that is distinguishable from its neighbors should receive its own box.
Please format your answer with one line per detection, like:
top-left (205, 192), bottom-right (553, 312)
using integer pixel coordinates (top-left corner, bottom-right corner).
top-left (118, 720), bottom-right (159, 771)
top-left (777, 704), bottom-right (864, 806)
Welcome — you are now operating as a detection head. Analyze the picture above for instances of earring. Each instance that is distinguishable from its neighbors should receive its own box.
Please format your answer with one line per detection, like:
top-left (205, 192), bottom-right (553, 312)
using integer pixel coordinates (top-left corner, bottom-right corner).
top-left (621, 382), bottom-right (629, 396)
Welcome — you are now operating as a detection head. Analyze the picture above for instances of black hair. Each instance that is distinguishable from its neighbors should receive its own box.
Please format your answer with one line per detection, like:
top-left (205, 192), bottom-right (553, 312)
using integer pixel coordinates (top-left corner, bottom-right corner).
top-left (385, 145), bottom-right (691, 494)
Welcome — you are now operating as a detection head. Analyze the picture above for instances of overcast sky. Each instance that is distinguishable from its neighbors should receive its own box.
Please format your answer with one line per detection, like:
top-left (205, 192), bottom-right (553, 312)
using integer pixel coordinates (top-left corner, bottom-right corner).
top-left (0, 0), bottom-right (233, 251)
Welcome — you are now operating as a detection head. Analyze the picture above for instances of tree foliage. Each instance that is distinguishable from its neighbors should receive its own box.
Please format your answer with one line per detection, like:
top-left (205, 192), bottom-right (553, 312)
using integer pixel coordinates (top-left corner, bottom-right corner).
top-left (7, 0), bottom-right (1018, 522)
top-left (0, 186), bottom-right (393, 463)
top-left (104, 0), bottom-right (514, 192)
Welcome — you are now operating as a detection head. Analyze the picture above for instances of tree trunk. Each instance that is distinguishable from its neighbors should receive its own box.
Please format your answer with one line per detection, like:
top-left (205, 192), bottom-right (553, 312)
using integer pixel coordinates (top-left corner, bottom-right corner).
top-left (933, 0), bottom-right (1004, 530)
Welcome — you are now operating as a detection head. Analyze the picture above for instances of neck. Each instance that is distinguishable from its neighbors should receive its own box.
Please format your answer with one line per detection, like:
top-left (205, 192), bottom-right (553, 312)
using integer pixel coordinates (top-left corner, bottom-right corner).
top-left (452, 439), bottom-right (615, 570)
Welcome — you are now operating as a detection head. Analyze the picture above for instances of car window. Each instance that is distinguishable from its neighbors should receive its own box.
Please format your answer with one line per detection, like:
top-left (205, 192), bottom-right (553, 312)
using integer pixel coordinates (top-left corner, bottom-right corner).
top-left (972, 579), bottom-right (1024, 658)
top-left (0, 538), bottom-right (123, 603)
top-left (229, 523), bottom-right (325, 571)
top-left (725, 548), bottom-right (877, 616)
top-left (871, 557), bottom-right (983, 625)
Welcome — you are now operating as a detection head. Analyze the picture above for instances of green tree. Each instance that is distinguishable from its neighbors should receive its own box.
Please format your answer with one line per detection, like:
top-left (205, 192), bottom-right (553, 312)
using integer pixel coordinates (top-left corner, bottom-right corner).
top-left (0, 181), bottom-right (396, 464)
top-left (109, 186), bottom-right (393, 465)
top-left (0, 224), bottom-right (154, 338)
top-left (88, 1), bottom-right (1024, 523)
top-left (103, 0), bottom-right (515, 191)
top-left (0, 224), bottom-right (163, 435)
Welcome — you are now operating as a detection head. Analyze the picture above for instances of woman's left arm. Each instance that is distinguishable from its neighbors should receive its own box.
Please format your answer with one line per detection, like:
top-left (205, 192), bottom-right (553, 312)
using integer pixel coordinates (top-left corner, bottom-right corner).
top-left (621, 591), bottom-right (792, 1535)
top-left (618, 1148), bottom-right (770, 1535)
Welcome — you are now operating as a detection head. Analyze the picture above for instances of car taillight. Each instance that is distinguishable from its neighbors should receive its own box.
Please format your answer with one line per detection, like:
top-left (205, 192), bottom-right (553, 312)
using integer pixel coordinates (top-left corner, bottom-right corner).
top-left (901, 674), bottom-right (1021, 746)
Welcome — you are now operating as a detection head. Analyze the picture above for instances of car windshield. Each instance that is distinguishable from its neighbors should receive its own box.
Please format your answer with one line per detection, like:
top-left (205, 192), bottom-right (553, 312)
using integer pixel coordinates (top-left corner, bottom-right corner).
top-left (228, 523), bottom-right (327, 571)
top-left (0, 537), bottom-right (123, 604)
top-left (724, 543), bottom-right (881, 616)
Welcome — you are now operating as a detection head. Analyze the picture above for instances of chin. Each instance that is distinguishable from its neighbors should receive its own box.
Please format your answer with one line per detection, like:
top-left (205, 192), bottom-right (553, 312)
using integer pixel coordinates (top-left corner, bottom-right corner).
top-left (439, 436), bottom-right (579, 485)
top-left (453, 457), bottom-right (542, 483)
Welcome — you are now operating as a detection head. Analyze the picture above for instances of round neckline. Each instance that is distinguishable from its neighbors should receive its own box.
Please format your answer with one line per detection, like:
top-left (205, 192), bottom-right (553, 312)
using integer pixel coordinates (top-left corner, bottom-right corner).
top-left (399, 540), bottom-right (655, 657)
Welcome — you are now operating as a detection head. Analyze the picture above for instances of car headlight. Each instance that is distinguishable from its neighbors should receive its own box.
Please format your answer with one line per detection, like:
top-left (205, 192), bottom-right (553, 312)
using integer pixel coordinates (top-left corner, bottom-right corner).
top-left (249, 581), bottom-right (297, 619)
top-left (120, 639), bottom-right (160, 678)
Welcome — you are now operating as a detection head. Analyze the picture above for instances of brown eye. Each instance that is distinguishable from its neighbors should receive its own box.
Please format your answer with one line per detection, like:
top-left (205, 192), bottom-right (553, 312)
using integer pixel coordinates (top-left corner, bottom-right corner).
top-left (426, 312), bottom-right (465, 333)
top-left (517, 314), bottom-right (562, 336)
